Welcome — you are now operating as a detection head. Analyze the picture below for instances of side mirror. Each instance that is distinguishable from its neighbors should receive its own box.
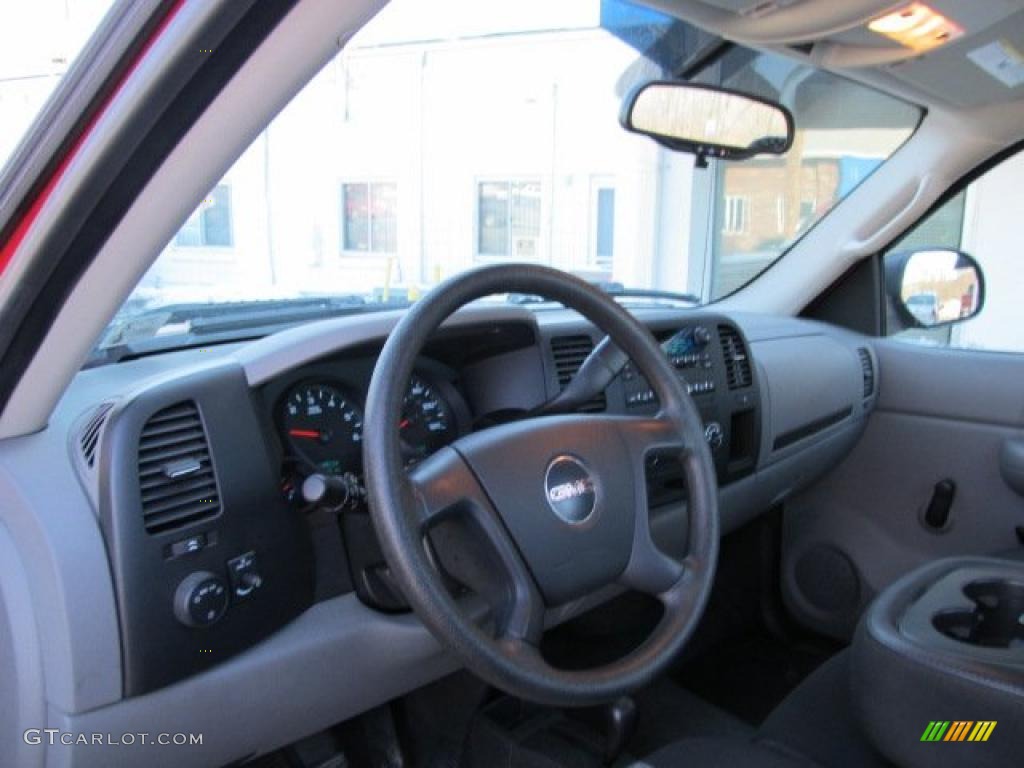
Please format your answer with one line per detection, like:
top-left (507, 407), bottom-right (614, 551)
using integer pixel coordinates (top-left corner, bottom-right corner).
top-left (620, 81), bottom-right (794, 162)
top-left (884, 248), bottom-right (985, 330)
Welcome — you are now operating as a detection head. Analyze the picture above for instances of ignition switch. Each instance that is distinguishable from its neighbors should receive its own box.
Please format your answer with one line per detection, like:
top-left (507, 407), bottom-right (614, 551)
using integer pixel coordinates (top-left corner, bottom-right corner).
top-left (704, 421), bottom-right (724, 451)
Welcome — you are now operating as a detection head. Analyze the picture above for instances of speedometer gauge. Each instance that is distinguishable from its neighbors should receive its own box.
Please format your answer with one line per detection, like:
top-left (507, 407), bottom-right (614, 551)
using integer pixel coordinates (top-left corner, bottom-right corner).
top-left (400, 375), bottom-right (455, 462)
top-left (280, 382), bottom-right (363, 473)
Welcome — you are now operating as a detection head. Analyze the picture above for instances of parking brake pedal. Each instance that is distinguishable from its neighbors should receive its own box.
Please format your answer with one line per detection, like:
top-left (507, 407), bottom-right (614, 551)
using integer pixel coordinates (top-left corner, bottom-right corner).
top-left (603, 696), bottom-right (637, 765)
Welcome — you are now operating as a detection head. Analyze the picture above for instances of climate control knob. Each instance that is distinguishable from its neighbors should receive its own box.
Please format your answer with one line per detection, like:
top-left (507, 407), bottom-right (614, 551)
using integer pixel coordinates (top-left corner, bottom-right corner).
top-left (692, 325), bottom-right (712, 346)
top-left (173, 571), bottom-right (229, 628)
top-left (704, 421), bottom-right (724, 451)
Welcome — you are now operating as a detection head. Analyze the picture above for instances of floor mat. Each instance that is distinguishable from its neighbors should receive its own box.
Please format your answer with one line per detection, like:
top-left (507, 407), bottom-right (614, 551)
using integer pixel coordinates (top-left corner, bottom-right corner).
top-left (673, 632), bottom-right (835, 726)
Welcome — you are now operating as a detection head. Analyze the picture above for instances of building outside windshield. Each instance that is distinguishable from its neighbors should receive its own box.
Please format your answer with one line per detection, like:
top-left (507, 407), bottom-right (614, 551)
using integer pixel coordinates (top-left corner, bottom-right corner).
top-left (103, 0), bottom-right (919, 325)
top-left (20, 0), bottom-right (1002, 350)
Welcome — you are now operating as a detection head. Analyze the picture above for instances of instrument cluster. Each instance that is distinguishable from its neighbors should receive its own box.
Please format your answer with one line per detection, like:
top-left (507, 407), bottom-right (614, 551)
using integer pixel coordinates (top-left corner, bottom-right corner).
top-left (275, 364), bottom-right (469, 508)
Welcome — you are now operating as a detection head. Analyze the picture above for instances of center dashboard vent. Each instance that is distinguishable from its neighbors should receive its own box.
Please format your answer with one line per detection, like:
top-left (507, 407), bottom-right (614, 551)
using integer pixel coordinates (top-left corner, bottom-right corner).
top-left (550, 335), bottom-right (606, 412)
top-left (857, 348), bottom-right (875, 398)
top-left (718, 325), bottom-right (752, 390)
top-left (137, 401), bottom-right (220, 534)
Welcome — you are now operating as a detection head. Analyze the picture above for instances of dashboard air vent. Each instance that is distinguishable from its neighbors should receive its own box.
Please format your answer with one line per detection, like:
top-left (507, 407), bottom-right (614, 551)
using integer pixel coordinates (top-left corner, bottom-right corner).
top-left (79, 402), bottom-right (114, 469)
top-left (858, 348), bottom-right (875, 398)
top-left (550, 335), bottom-right (606, 412)
top-left (138, 401), bottom-right (220, 534)
top-left (718, 326), bottom-right (752, 390)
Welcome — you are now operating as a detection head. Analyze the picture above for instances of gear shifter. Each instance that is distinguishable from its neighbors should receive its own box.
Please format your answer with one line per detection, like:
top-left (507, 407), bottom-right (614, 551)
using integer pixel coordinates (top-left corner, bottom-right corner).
top-left (604, 696), bottom-right (637, 765)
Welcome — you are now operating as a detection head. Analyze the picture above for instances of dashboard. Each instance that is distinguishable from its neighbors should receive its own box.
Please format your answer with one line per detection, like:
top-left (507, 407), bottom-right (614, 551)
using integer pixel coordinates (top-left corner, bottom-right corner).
top-left (254, 317), bottom-right (765, 616)
top-left (0, 304), bottom-right (879, 767)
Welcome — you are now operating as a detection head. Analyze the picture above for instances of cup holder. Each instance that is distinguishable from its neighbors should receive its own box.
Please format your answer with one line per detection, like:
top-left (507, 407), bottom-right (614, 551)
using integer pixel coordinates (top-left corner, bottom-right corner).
top-left (932, 579), bottom-right (1024, 649)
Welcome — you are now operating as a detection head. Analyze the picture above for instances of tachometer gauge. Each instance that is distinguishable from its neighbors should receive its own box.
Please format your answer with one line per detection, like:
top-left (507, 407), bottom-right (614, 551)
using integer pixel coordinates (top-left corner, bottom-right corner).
top-left (280, 382), bottom-right (363, 473)
top-left (400, 375), bottom-right (455, 462)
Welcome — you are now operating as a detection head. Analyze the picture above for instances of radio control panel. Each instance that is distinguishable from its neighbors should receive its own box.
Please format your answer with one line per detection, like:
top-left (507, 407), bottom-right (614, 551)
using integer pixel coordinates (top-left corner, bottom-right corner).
top-left (616, 320), bottom-right (760, 494)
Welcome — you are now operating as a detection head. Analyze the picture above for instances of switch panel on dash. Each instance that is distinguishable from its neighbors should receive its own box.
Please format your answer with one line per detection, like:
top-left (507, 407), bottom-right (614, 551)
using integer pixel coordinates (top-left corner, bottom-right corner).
top-left (227, 551), bottom-right (263, 600)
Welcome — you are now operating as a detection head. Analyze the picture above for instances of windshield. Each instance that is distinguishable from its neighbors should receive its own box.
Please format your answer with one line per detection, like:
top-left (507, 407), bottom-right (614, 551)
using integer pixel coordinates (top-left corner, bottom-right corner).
top-left (0, 0), bottom-right (116, 172)
top-left (99, 0), bottom-right (920, 352)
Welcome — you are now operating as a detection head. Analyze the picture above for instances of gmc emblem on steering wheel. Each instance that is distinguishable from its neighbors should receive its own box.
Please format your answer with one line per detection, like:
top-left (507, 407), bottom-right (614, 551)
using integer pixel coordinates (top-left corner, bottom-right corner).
top-left (544, 455), bottom-right (597, 524)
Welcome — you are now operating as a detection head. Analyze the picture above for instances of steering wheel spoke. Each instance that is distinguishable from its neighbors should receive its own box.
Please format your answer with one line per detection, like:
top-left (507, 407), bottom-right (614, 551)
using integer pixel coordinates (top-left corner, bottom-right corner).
top-left (408, 445), bottom-right (546, 645)
top-left (610, 412), bottom-right (692, 597)
top-left (620, 543), bottom-right (690, 597)
top-left (406, 446), bottom-right (486, 529)
top-left (493, 568), bottom-right (546, 649)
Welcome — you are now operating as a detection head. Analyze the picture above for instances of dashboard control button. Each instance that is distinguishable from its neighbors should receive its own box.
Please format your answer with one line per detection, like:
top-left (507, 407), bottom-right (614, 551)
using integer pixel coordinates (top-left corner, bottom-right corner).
top-left (692, 326), bottom-right (712, 346)
top-left (301, 473), bottom-right (350, 509)
top-left (169, 532), bottom-right (208, 558)
top-left (227, 551), bottom-right (263, 599)
top-left (174, 571), bottom-right (229, 628)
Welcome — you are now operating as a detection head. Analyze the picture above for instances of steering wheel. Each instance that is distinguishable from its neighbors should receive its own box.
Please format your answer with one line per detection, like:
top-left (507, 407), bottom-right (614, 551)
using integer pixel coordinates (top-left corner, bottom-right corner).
top-left (363, 264), bottom-right (718, 706)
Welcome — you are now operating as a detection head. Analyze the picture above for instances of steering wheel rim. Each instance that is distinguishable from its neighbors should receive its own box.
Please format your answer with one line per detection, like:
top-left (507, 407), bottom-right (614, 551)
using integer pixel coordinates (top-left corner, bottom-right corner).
top-left (363, 263), bottom-right (718, 706)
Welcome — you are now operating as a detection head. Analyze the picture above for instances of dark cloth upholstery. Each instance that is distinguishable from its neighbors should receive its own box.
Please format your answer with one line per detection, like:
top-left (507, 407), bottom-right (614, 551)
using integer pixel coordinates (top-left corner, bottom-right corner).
top-left (758, 651), bottom-right (892, 768)
top-left (636, 737), bottom-right (814, 767)
top-left (643, 651), bottom-right (892, 768)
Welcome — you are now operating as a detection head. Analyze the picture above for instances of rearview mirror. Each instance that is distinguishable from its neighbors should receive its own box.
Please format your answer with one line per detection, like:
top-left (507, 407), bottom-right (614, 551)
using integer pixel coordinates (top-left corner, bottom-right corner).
top-left (885, 248), bottom-right (984, 329)
top-left (620, 81), bottom-right (794, 162)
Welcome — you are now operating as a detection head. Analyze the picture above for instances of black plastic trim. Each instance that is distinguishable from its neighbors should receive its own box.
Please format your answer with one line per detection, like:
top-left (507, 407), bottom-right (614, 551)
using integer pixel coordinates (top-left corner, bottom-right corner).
top-left (99, 361), bottom-right (313, 696)
top-left (0, 0), bottom-right (168, 248)
top-left (773, 406), bottom-right (853, 451)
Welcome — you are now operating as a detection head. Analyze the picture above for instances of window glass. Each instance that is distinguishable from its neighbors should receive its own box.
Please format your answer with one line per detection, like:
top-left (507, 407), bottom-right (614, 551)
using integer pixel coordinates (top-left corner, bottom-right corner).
top-left (342, 182), bottom-right (398, 254)
top-left (509, 181), bottom-right (542, 260)
top-left (886, 152), bottom-right (1024, 353)
top-left (478, 182), bottom-right (510, 257)
top-left (174, 185), bottom-right (232, 248)
top-left (0, 0), bottom-right (116, 174)
top-left (370, 183), bottom-right (398, 253)
top-left (701, 46), bottom-right (920, 298)
top-left (478, 180), bottom-right (542, 259)
top-left (203, 185), bottom-right (233, 246)
top-left (100, 0), bottom-right (922, 352)
top-left (342, 183), bottom-right (370, 251)
top-left (723, 196), bottom-right (749, 235)
top-left (594, 186), bottom-right (615, 267)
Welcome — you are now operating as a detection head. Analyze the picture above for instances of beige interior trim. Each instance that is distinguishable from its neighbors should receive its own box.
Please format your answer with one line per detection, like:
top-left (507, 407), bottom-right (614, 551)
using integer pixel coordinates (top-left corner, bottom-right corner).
top-left (643, 0), bottom-right (903, 45)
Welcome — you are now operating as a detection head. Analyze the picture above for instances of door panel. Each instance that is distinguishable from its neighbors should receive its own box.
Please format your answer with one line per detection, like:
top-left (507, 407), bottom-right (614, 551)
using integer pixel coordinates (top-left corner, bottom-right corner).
top-left (780, 339), bottom-right (1024, 639)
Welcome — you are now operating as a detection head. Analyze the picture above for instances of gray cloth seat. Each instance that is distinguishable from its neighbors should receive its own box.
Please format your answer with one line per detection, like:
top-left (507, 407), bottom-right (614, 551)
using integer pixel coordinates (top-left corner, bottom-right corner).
top-left (642, 651), bottom-right (892, 767)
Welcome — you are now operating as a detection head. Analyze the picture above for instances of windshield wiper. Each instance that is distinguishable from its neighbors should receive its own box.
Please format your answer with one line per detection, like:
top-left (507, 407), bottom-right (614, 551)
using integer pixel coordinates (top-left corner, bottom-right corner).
top-left (87, 295), bottom-right (382, 367)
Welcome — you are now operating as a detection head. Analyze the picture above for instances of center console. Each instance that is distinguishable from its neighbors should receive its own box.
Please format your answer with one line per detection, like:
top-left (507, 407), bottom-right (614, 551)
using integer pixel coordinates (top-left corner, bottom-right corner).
top-left (615, 319), bottom-right (761, 504)
top-left (852, 556), bottom-right (1024, 767)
